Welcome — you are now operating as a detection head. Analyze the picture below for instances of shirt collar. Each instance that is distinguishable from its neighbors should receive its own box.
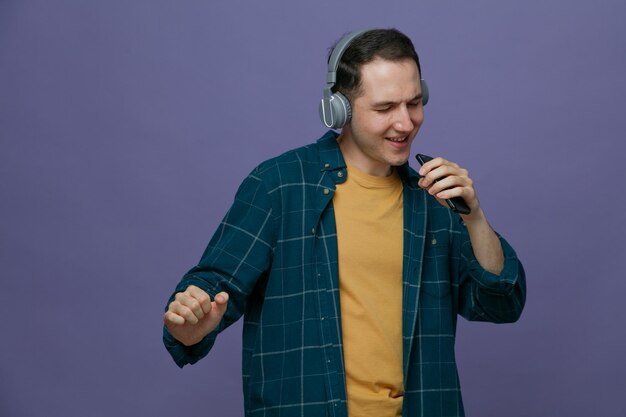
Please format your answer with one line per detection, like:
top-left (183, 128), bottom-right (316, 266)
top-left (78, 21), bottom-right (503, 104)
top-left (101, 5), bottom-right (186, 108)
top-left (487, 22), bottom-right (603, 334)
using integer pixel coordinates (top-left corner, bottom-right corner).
top-left (316, 129), bottom-right (422, 189)
top-left (317, 130), bottom-right (346, 173)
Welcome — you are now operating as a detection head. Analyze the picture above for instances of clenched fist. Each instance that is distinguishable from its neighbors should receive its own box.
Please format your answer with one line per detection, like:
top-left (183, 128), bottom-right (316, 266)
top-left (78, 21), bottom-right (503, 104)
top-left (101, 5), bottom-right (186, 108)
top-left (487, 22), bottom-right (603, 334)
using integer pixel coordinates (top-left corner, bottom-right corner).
top-left (163, 285), bottom-right (229, 346)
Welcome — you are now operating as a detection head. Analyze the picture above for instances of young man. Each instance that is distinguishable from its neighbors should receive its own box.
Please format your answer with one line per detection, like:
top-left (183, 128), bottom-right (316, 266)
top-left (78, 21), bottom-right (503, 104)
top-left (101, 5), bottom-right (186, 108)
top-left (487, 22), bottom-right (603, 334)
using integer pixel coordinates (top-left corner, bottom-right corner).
top-left (163, 29), bottom-right (526, 417)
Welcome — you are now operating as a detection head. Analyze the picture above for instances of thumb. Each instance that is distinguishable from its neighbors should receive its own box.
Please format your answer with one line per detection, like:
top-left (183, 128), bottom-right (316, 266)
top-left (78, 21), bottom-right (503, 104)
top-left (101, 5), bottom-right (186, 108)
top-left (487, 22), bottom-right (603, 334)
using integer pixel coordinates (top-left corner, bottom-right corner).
top-left (211, 292), bottom-right (229, 318)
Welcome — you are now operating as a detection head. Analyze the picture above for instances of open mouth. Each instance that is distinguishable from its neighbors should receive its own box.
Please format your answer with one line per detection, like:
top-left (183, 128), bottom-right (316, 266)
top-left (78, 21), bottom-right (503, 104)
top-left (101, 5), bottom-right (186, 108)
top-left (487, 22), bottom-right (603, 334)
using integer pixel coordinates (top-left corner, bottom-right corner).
top-left (386, 136), bottom-right (408, 143)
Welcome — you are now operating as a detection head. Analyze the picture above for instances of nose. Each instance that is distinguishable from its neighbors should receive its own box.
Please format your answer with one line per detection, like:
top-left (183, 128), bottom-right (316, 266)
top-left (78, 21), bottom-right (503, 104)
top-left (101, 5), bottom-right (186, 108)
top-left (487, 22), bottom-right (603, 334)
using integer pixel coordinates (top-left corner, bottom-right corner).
top-left (393, 105), bottom-right (415, 133)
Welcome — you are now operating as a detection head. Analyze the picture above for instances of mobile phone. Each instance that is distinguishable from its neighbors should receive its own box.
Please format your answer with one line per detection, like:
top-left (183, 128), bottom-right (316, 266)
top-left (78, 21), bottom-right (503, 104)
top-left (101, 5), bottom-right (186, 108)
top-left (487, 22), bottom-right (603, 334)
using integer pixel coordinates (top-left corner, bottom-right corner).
top-left (415, 153), bottom-right (471, 215)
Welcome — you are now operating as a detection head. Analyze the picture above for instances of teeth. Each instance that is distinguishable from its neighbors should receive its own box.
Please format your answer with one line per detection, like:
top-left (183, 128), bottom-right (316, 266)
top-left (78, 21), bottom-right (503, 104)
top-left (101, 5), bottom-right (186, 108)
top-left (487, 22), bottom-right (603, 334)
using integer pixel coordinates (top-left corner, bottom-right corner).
top-left (387, 136), bottom-right (406, 142)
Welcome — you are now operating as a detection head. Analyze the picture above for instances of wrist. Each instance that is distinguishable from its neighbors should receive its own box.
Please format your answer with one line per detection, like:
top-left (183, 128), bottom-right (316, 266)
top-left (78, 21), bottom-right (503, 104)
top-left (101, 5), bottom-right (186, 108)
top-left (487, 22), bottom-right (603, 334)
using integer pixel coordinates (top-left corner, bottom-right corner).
top-left (461, 207), bottom-right (488, 228)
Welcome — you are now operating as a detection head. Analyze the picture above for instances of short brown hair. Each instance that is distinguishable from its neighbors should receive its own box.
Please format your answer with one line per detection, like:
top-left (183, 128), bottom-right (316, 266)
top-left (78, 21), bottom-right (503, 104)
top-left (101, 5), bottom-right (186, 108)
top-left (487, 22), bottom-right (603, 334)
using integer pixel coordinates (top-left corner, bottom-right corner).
top-left (329, 28), bottom-right (422, 100)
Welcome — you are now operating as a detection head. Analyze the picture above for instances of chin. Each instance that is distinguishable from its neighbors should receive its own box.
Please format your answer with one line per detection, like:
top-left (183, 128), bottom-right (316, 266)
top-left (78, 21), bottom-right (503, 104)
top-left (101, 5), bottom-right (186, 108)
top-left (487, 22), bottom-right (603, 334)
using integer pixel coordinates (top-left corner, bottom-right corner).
top-left (388, 153), bottom-right (411, 166)
top-left (391, 160), bottom-right (408, 167)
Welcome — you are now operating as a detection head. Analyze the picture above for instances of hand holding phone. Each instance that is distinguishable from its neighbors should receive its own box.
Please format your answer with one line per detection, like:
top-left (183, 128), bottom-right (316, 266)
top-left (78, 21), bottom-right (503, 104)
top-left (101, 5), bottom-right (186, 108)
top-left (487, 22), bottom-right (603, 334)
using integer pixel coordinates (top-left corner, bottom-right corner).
top-left (415, 153), bottom-right (471, 215)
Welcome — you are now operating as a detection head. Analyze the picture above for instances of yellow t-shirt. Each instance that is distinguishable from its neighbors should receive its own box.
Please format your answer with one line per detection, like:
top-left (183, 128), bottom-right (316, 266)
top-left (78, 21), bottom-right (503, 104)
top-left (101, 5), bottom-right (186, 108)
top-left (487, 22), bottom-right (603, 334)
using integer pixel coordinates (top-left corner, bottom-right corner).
top-left (333, 162), bottom-right (404, 417)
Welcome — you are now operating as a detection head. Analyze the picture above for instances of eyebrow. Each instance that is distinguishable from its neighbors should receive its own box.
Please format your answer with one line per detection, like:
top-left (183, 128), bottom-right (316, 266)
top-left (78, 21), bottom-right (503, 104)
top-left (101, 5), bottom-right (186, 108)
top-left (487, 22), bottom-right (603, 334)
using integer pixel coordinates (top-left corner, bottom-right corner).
top-left (371, 94), bottom-right (423, 108)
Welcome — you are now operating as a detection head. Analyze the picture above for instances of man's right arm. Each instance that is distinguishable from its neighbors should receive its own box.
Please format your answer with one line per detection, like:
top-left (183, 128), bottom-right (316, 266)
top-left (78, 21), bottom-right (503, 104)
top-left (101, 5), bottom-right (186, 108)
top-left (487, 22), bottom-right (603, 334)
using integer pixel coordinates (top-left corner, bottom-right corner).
top-left (162, 169), bottom-right (276, 367)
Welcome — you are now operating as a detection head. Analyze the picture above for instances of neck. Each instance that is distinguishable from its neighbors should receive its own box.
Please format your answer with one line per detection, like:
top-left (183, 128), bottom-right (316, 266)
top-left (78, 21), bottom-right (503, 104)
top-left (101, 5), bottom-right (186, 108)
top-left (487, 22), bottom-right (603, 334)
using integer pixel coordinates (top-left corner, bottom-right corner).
top-left (337, 131), bottom-right (393, 177)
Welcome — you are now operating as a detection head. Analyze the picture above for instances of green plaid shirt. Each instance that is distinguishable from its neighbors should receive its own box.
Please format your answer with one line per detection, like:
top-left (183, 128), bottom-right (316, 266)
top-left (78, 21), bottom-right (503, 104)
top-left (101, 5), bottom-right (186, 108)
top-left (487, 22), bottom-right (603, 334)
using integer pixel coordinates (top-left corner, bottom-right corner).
top-left (163, 130), bottom-right (526, 417)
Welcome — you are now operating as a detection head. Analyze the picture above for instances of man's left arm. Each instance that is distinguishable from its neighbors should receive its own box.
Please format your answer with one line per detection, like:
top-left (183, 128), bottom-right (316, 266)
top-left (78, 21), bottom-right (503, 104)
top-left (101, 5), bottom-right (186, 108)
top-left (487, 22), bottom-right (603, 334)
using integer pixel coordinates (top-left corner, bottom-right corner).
top-left (418, 156), bottom-right (508, 275)
top-left (462, 208), bottom-right (504, 275)
top-left (419, 157), bottom-right (526, 323)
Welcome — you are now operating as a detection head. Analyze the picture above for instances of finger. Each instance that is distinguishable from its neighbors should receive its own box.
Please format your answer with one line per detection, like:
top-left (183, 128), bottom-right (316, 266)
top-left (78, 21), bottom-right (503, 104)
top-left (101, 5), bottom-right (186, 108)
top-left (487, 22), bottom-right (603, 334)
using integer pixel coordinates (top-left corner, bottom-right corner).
top-left (418, 156), bottom-right (444, 176)
top-left (436, 185), bottom-right (475, 202)
top-left (434, 185), bottom-right (464, 200)
top-left (211, 292), bottom-right (229, 318)
top-left (214, 291), bottom-right (229, 304)
top-left (427, 174), bottom-right (465, 196)
top-left (175, 292), bottom-right (205, 320)
top-left (186, 285), bottom-right (212, 314)
top-left (164, 310), bottom-right (185, 326)
top-left (169, 301), bottom-right (199, 325)
top-left (422, 164), bottom-right (455, 187)
top-left (418, 178), bottom-right (439, 196)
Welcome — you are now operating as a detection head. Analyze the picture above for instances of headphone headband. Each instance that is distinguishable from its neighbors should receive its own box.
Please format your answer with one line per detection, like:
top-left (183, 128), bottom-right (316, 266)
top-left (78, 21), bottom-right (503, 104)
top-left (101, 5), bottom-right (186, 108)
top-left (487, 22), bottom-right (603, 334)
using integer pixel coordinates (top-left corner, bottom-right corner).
top-left (323, 30), bottom-right (369, 99)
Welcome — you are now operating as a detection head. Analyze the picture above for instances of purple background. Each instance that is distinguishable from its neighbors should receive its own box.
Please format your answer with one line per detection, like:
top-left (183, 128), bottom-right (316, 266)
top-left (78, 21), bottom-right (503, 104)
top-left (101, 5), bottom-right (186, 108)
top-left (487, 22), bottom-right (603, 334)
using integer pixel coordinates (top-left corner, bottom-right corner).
top-left (1, 1), bottom-right (625, 416)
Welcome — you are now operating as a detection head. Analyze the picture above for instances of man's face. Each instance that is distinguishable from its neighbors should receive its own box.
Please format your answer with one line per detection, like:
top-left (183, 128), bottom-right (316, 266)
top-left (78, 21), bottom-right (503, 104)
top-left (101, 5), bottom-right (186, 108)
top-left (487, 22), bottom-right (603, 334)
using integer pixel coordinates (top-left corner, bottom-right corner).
top-left (341, 57), bottom-right (424, 176)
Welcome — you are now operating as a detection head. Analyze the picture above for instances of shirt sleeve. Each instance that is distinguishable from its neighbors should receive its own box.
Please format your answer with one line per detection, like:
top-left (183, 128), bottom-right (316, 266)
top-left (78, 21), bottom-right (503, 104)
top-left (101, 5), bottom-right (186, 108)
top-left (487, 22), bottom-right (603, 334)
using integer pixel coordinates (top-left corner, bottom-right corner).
top-left (162, 168), bottom-right (276, 367)
top-left (454, 218), bottom-right (527, 323)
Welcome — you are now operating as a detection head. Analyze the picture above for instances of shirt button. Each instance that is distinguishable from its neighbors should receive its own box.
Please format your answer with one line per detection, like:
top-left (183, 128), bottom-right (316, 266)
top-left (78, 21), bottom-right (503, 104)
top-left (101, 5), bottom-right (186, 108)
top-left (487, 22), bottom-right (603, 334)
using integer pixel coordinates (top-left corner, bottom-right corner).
top-left (431, 238), bottom-right (437, 245)
top-left (337, 171), bottom-right (344, 178)
top-left (311, 228), bottom-right (316, 235)
top-left (324, 163), bottom-right (331, 168)
top-left (323, 188), bottom-right (330, 195)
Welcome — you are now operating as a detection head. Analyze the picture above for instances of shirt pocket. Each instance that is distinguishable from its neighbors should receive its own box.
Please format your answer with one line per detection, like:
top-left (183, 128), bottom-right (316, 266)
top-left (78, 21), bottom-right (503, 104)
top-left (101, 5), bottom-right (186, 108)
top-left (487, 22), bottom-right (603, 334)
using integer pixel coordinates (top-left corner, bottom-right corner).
top-left (420, 231), bottom-right (452, 299)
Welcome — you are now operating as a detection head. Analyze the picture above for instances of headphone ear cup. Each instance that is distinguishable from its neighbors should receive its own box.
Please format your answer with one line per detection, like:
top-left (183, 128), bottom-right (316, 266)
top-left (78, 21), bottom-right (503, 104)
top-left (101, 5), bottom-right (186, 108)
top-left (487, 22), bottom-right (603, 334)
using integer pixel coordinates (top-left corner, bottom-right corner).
top-left (330, 92), bottom-right (352, 128)
top-left (420, 79), bottom-right (429, 106)
top-left (319, 92), bottom-right (353, 128)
